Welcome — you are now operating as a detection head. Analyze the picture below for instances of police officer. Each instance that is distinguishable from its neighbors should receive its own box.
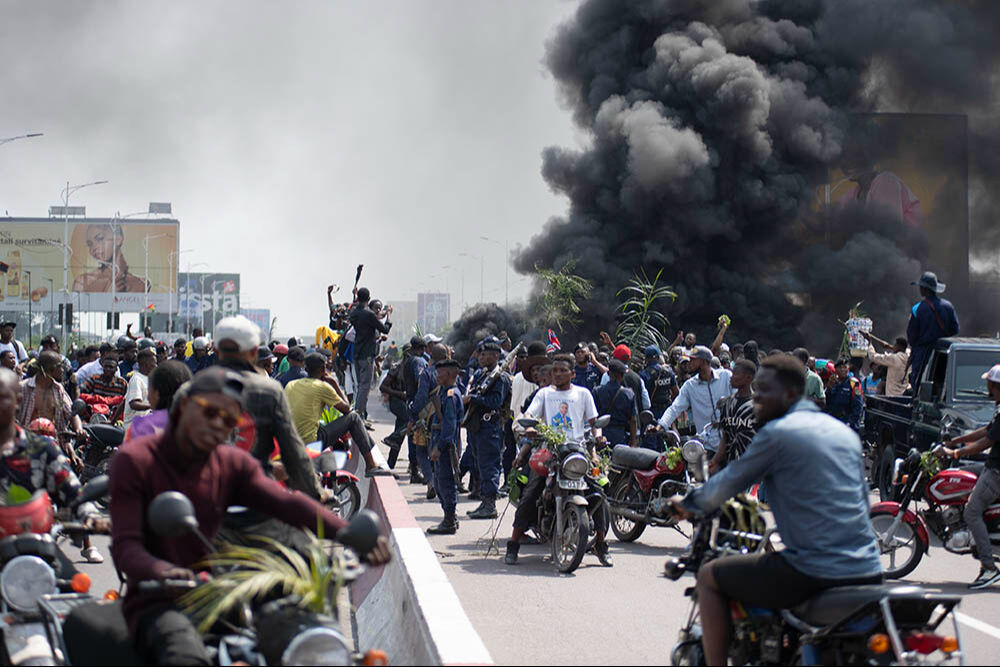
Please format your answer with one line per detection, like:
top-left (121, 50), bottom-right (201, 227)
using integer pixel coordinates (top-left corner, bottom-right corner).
top-left (410, 342), bottom-right (450, 500)
top-left (825, 357), bottom-right (863, 430)
top-left (640, 345), bottom-right (678, 417)
top-left (464, 340), bottom-right (511, 520)
top-left (593, 359), bottom-right (637, 447)
top-left (402, 335), bottom-right (428, 484)
top-left (427, 359), bottom-right (465, 535)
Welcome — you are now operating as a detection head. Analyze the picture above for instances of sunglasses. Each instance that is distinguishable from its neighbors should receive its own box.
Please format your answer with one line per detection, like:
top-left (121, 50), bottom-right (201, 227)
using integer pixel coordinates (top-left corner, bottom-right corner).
top-left (190, 395), bottom-right (240, 429)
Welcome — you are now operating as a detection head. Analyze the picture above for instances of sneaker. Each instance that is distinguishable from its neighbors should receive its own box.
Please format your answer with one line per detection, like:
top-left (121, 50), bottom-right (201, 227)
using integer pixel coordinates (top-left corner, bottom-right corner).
top-left (364, 420), bottom-right (375, 431)
top-left (504, 540), bottom-right (520, 565)
top-left (969, 565), bottom-right (1000, 590)
top-left (594, 542), bottom-right (613, 567)
top-left (82, 546), bottom-right (104, 564)
top-left (365, 466), bottom-right (393, 477)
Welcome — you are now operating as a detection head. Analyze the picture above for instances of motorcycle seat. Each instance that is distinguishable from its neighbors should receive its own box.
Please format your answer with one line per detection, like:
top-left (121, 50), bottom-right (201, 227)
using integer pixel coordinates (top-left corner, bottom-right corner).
top-left (86, 423), bottom-right (124, 446)
top-left (791, 585), bottom-right (923, 627)
top-left (611, 445), bottom-right (660, 471)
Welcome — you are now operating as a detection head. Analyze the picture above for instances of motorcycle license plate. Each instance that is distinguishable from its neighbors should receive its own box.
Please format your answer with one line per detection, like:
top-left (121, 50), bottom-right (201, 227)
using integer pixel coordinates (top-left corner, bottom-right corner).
top-left (559, 478), bottom-right (587, 490)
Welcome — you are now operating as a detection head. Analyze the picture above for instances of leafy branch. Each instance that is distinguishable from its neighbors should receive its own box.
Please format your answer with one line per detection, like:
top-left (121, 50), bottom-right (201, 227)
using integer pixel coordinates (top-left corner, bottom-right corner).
top-left (533, 259), bottom-right (593, 332)
top-left (615, 269), bottom-right (677, 351)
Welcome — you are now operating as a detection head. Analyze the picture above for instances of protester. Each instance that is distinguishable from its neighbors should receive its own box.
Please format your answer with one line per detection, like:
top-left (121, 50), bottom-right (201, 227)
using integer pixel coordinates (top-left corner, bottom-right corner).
top-left (123, 348), bottom-right (157, 426)
top-left (76, 342), bottom-right (118, 384)
top-left (185, 336), bottom-right (214, 374)
top-left (0, 322), bottom-right (28, 364)
top-left (378, 352), bottom-right (408, 467)
top-left (863, 332), bottom-right (910, 396)
top-left (255, 346), bottom-right (276, 376)
top-left (125, 360), bottom-right (192, 441)
top-left (272, 343), bottom-right (289, 376)
top-left (81, 355), bottom-right (129, 422)
top-left (18, 350), bottom-right (85, 449)
top-left (658, 345), bottom-right (733, 450)
top-left (349, 287), bottom-right (392, 422)
top-left (793, 348), bottom-right (826, 408)
top-left (171, 337), bottom-right (187, 361)
top-left (598, 344), bottom-right (650, 414)
top-left (401, 336), bottom-right (429, 483)
top-left (708, 359), bottom-right (757, 472)
top-left (275, 346), bottom-right (307, 387)
top-left (907, 271), bottom-right (959, 388)
top-left (118, 336), bottom-right (139, 377)
top-left (0, 351), bottom-right (18, 376)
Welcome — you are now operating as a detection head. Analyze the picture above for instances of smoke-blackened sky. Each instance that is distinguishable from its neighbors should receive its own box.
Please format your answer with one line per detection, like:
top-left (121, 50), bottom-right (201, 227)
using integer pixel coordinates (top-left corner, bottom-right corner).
top-left (515, 0), bottom-right (1000, 351)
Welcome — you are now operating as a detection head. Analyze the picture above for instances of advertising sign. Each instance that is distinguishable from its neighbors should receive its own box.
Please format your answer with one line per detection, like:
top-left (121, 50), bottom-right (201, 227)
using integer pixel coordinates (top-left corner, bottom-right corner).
top-left (240, 308), bottom-right (271, 337)
top-left (417, 293), bottom-right (450, 333)
top-left (0, 217), bottom-right (179, 311)
top-left (177, 272), bottom-right (240, 336)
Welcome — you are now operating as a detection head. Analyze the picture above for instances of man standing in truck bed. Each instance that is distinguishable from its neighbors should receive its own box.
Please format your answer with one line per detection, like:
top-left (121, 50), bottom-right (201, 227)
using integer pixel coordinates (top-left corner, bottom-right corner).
top-left (907, 271), bottom-right (959, 389)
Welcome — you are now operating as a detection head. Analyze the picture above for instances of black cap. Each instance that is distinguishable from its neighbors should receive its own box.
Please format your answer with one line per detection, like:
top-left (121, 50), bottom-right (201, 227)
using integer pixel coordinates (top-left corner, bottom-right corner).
top-left (287, 346), bottom-right (306, 362)
top-left (435, 359), bottom-right (461, 370)
top-left (257, 347), bottom-right (275, 363)
top-left (480, 341), bottom-right (501, 352)
top-left (409, 335), bottom-right (426, 349)
top-left (186, 367), bottom-right (245, 406)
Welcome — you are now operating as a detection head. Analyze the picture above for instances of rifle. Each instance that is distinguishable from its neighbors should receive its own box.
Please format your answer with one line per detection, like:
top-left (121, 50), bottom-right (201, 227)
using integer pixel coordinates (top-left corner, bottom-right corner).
top-left (462, 342), bottom-right (524, 431)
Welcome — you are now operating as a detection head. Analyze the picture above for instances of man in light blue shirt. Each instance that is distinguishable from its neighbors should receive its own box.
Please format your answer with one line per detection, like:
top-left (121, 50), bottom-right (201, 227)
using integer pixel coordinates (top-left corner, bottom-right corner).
top-left (657, 346), bottom-right (732, 448)
top-left (673, 354), bottom-right (882, 666)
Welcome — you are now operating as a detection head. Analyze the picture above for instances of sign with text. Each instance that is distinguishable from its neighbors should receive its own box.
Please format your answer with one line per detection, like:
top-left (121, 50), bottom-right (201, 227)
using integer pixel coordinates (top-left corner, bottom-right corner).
top-left (417, 292), bottom-right (450, 333)
top-left (177, 272), bottom-right (240, 336)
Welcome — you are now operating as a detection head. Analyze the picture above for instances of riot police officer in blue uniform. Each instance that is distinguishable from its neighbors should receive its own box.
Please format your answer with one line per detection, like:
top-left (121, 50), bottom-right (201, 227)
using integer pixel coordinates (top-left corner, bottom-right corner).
top-left (464, 340), bottom-right (511, 519)
top-left (825, 357), bottom-right (863, 431)
top-left (426, 359), bottom-right (465, 535)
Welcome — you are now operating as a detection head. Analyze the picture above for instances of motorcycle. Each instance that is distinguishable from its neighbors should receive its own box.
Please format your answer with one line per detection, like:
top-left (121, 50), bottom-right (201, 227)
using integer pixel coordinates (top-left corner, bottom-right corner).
top-left (58, 492), bottom-right (387, 666)
top-left (870, 444), bottom-right (999, 579)
top-left (0, 476), bottom-right (110, 666)
top-left (61, 400), bottom-right (124, 484)
top-left (309, 442), bottom-right (362, 521)
top-left (606, 411), bottom-right (705, 543)
top-left (513, 415), bottom-right (611, 574)
top-left (663, 453), bottom-right (965, 666)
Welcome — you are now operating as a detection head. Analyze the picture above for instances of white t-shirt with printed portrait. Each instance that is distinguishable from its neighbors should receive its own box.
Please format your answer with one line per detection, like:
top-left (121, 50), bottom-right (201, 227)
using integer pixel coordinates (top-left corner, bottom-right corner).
top-left (525, 385), bottom-right (598, 443)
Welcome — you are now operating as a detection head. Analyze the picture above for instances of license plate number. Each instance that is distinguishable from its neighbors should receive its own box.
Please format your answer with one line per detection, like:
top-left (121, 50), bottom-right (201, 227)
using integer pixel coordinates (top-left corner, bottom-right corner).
top-left (559, 478), bottom-right (587, 490)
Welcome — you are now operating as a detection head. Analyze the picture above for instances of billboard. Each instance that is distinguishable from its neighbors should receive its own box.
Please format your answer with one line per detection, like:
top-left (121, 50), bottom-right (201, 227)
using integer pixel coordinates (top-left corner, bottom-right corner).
top-left (417, 293), bottom-right (450, 333)
top-left (176, 272), bottom-right (240, 336)
top-left (240, 308), bottom-right (271, 337)
top-left (0, 217), bottom-right (179, 312)
top-left (816, 113), bottom-right (969, 293)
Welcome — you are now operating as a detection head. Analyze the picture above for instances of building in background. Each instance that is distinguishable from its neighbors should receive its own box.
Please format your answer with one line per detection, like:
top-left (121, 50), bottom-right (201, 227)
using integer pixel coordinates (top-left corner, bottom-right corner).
top-left (148, 271), bottom-right (240, 337)
top-left (417, 293), bottom-right (450, 334)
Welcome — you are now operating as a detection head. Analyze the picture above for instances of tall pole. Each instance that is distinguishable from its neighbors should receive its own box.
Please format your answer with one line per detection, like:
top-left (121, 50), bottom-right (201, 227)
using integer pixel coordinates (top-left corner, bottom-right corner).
top-left (110, 217), bottom-right (118, 336)
top-left (480, 255), bottom-right (484, 303)
top-left (62, 182), bottom-right (69, 349)
top-left (505, 239), bottom-right (509, 308)
top-left (25, 271), bottom-right (31, 349)
top-left (46, 278), bottom-right (53, 334)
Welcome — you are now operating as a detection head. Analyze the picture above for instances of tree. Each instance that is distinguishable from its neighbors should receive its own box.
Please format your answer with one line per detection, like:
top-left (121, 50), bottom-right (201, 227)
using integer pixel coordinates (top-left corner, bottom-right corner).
top-left (615, 269), bottom-right (677, 351)
top-left (532, 259), bottom-right (593, 332)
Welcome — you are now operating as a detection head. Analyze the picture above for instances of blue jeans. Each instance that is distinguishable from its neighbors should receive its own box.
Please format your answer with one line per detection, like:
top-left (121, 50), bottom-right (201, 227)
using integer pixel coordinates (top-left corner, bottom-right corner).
top-left (471, 426), bottom-right (503, 499)
top-left (431, 443), bottom-right (458, 513)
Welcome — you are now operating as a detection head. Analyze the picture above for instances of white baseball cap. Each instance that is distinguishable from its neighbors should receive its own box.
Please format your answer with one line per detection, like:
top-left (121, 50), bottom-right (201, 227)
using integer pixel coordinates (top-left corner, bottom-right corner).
top-left (982, 364), bottom-right (1000, 384)
top-left (214, 316), bottom-right (261, 352)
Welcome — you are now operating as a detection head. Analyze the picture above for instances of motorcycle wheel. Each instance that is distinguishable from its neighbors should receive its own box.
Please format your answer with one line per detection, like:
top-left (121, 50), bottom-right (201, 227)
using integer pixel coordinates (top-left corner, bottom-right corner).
top-left (552, 504), bottom-right (589, 574)
top-left (326, 478), bottom-right (361, 521)
top-left (610, 481), bottom-right (647, 543)
top-left (669, 640), bottom-right (704, 666)
top-left (870, 509), bottom-right (924, 579)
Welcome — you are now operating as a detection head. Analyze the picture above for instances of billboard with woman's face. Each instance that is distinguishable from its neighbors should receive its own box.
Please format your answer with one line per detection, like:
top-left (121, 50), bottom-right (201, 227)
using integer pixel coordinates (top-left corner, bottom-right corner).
top-left (0, 218), bottom-right (179, 311)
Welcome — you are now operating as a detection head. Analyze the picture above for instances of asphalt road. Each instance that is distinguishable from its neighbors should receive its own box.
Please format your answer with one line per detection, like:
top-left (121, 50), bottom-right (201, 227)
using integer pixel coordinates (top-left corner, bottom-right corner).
top-left (365, 404), bottom-right (1000, 666)
top-left (74, 403), bottom-right (1000, 665)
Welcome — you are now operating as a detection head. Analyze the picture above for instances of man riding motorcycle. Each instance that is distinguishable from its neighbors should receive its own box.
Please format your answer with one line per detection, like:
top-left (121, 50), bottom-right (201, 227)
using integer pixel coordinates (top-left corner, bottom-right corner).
top-left (109, 368), bottom-right (392, 666)
top-left (940, 363), bottom-right (1000, 589)
top-left (670, 354), bottom-right (882, 667)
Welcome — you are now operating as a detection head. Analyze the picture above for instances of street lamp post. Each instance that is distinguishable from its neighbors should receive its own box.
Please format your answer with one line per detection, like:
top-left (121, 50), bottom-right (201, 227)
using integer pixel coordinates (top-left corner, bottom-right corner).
top-left (168, 249), bottom-right (192, 334)
top-left (186, 263), bottom-right (209, 335)
top-left (480, 236), bottom-right (509, 307)
top-left (142, 233), bottom-right (168, 329)
top-left (24, 271), bottom-right (31, 349)
top-left (60, 179), bottom-right (108, 350)
top-left (46, 278), bottom-right (53, 333)
top-left (458, 252), bottom-right (484, 304)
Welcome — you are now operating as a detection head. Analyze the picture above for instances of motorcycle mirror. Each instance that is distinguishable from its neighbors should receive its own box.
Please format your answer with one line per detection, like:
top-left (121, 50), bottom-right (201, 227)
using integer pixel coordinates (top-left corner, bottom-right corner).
top-left (338, 509), bottom-right (381, 556)
top-left (593, 415), bottom-right (612, 429)
top-left (639, 410), bottom-right (656, 427)
top-left (147, 491), bottom-right (200, 538)
top-left (517, 418), bottom-right (539, 429)
top-left (71, 399), bottom-right (88, 416)
top-left (906, 448), bottom-right (921, 466)
top-left (72, 475), bottom-right (109, 508)
top-left (313, 451), bottom-right (339, 475)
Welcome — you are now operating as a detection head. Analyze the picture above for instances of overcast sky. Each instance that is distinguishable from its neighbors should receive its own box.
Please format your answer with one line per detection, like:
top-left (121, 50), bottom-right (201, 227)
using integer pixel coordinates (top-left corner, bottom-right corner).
top-left (0, 1), bottom-right (579, 336)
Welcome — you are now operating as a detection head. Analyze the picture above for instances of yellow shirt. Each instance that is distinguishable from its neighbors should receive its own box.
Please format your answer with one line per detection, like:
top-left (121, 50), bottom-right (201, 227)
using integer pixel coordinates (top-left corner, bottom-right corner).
top-left (285, 378), bottom-right (341, 443)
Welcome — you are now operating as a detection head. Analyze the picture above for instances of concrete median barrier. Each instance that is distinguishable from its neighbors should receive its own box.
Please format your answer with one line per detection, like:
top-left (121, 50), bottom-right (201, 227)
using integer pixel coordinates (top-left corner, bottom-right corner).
top-left (350, 444), bottom-right (493, 666)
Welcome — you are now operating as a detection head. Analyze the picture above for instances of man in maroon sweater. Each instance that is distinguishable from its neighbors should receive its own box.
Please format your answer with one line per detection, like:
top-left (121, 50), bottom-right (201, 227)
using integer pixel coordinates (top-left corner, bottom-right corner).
top-left (110, 368), bottom-right (390, 665)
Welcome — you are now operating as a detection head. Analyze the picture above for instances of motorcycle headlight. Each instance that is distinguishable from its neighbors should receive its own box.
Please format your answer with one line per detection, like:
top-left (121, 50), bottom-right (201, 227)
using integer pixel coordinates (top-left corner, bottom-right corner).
top-left (561, 453), bottom-right (589, 480)
top-left (282, 627), bottom-right (351, 666)
top-left (681, 440), bottom-right (705, 464)
top-left (0, 555), bottom-right (56, 612)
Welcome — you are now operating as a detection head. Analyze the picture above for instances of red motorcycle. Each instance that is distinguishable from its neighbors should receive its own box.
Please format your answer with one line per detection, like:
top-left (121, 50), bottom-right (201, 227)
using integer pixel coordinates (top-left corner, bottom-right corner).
top-left (606, 426), bottom-right (707, 543)
top-left (870, 444), bottom-right (1000, 578)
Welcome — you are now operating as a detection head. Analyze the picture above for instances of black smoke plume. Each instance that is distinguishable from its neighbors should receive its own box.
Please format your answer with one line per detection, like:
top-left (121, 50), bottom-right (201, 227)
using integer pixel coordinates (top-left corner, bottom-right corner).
top-left (446, 303), bottom-right (528, 365)
top-left (515, 0), bottom-right (1000, 353)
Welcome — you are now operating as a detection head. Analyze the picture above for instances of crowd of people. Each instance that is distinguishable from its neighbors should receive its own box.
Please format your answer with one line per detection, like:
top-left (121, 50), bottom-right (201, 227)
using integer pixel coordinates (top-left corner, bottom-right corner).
top-left (0, 266), bottom-right (993, 663)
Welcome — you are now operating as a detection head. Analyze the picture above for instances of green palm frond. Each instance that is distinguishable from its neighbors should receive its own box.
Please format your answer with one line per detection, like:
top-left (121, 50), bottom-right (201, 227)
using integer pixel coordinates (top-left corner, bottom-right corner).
top-left (179, 534), bottom-right (342, 633)
top-left (615, 269), bottom-right (677, 352)
top-left (532, 259), bottom-right (593, 332)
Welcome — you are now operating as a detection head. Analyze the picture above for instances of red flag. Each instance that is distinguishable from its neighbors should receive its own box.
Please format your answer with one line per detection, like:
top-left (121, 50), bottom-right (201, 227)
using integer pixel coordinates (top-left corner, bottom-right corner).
top-left (546, 329), bottom-right (561, 353)
top-left (0, 262), bottom-right (8, 273)
top-left (223, 280), bottom-right (236, 294)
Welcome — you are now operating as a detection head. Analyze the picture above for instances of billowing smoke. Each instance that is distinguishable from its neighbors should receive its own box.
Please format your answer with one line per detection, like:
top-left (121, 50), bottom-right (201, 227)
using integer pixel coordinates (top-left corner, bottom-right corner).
top-left (446, 303), bottom-right (529, 365)
top-left (515, 0), bottom-right (1000, 353)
